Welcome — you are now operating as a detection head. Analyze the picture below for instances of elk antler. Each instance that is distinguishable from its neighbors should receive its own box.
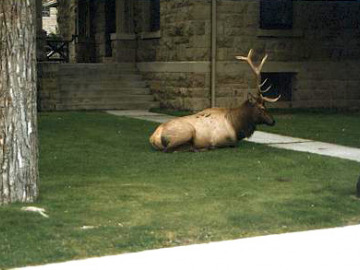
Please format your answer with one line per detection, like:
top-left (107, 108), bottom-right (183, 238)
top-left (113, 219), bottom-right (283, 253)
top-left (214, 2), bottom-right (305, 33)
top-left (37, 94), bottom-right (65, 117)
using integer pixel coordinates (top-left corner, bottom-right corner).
top-left (235, 49), bottom-right (281, 103)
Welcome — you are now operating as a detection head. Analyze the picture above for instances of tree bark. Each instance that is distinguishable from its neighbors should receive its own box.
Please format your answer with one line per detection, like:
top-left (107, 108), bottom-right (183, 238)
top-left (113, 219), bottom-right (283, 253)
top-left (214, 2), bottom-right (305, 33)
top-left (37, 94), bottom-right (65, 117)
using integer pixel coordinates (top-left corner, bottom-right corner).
top-left (0, 0), bottom-right (39, 204)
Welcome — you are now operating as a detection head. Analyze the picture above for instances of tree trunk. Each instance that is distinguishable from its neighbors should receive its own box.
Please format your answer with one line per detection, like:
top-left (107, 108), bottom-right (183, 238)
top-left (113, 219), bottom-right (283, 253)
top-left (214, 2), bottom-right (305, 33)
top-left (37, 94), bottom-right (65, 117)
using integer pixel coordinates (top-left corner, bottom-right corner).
top-left (0, 0), bottom-right (39, 204)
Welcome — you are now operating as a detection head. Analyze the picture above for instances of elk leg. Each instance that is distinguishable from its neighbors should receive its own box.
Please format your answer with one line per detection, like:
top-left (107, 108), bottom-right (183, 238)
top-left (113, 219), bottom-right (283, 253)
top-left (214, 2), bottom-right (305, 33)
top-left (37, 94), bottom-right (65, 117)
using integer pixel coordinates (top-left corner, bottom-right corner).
top-left (160, 123), bottom-right (195, 151)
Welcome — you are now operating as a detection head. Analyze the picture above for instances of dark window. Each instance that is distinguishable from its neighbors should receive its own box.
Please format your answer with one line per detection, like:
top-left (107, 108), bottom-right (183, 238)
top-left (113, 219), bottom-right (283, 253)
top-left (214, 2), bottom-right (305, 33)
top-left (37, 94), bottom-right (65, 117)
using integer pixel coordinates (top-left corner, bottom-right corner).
top-left (260, 0), bottom-right (293, 30)
top-left (105, 0), bottom-right (116, 57)
top-left (77, 0), bottom-right (94, 38)
top-left (77, 0), bottom-right (89, 37)
top-left (261, 72), bottom-right (295, 102)
top-left (150, 0), bottom-right (160, 32)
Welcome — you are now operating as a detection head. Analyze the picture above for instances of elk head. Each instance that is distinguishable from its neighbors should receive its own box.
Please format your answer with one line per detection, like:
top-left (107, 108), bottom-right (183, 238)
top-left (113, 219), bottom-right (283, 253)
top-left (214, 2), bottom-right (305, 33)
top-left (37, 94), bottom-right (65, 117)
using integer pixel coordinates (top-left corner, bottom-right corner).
top-left (235, 49), bottom-right (281, 126)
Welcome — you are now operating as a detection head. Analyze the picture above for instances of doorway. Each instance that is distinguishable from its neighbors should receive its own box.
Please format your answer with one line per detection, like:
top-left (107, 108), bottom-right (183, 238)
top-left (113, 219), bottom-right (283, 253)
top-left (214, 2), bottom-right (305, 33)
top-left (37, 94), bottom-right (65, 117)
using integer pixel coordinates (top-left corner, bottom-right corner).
top-left (105, 0), bottom-right (116, 57)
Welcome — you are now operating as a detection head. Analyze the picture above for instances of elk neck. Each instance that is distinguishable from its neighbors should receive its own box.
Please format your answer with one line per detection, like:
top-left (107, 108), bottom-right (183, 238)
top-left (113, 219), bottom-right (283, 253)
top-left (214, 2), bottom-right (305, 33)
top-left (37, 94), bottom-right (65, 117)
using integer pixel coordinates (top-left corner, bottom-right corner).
top-left (226, 100), bottom-right (257, 139)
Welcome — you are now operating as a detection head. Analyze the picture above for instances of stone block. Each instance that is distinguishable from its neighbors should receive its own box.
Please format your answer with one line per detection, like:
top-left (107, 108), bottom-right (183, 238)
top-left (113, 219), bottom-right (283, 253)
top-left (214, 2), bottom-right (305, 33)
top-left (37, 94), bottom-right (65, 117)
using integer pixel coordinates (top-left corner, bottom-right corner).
top-left (216, 97), bottom-right (246, 108)
top-left (174, 87), bottom-right (207, 98)
top-left (185, 48), bottom-right (210, 61)
top-left (346, 81), bottom-right (360, 99)
top-left (218, 1), bottom-right (248, 14)
top-left (330, 99), bottom-right (347, 108)
top-left (182, 97), bottom-right (210, 111)
top-left (216, 85), bottom-right (248, 98)
top-left (190, 36), bottom-right (210, 48)
top-left (331, 88), bottom-right (346, 100)
top-left (149, 81), bottom-right (162, 91)
top-left (217, 36), bottom-right (235, 48)
top-left (346, 99), bottom-right (360, 109)
top-left (216, 73), bottom-right (247, 85)
top-left (293, 90), bottom-right (313, 101)
top-left (189, 73), bottom-right (206, 87)
top-left (192, 21), bottom-right (206, 36)
top-left (191, 4), bottom-right (211, 20)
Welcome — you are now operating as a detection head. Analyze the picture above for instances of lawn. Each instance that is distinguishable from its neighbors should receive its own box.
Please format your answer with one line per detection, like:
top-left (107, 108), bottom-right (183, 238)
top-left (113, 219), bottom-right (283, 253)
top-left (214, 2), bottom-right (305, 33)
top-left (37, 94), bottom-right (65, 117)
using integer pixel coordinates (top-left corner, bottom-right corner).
top-left (0, 112), bottom-right (360, 268)
top-left (259, 110), bottom-right (360, 148)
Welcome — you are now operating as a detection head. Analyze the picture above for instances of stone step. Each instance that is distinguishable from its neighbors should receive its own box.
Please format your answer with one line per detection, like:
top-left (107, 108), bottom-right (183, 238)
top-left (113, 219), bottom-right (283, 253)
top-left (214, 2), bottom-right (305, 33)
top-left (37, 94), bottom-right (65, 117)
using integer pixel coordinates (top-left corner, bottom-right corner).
top-left (60, 63), bottom-right (137, 71)
top-left (59, 73), bottom-right (143, 80)
top-left (59, 65), bottom-right (138, 75)
top-left (59, 95), bottom-right (155, 104)
top-left (59, 80), bottom-right (148, 90)
top-left (56, 101), bottom-right (160, 111)
top-left (58, 88), bottom-right (151, 96)
top-left (101, 57), bottom-right (116, 64)
top-left (51, 63), bottom-right (157, 111)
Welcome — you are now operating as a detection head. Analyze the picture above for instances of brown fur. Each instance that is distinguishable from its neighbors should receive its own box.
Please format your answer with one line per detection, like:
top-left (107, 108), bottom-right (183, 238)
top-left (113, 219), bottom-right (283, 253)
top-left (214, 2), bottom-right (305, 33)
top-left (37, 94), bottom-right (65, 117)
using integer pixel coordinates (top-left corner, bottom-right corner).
top-left (149, 98), bottom-right (275, 152)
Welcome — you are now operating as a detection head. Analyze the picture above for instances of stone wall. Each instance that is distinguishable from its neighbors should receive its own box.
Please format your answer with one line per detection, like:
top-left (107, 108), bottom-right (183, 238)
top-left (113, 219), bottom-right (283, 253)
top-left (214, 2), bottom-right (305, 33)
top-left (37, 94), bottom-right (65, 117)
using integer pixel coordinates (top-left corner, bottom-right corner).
top-left (294, 1), bottom-right (360, 109)
top-left (136, 0), bottom-right (211, 62)
top-left (42, 7), bottom-right (58, 34)
top-left (45, 0), bottom-right (360, 111)
top-left (134, 0), bottom-right (160, 62)
top-left (136, 0), bottom-right (212, 110)
top-left (111, 34), bottom-right (137, 62)
top-left (215, 0), bottom-right (360, 109)
top-left (92, 2), bottom-right (106, 62)
top-left (138, 62), bottom-right (211, 110)
top-left (216, 1), bottom-right (360, 61)
top-left (38, 63), bottom-right (60, 111)
top-left (56, 0), bottom-right (77, 62)
top-left (137, 0), bottom-right (360, 111)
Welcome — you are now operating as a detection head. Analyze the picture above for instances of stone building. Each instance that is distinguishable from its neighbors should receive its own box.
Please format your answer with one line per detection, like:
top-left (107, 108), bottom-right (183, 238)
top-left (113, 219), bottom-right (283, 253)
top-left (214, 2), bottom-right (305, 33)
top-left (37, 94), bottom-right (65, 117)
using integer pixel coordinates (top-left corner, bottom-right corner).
top-left (42, 0), bottom-right (58, 35)
top-left (39, 0), bottom-right (360, 111)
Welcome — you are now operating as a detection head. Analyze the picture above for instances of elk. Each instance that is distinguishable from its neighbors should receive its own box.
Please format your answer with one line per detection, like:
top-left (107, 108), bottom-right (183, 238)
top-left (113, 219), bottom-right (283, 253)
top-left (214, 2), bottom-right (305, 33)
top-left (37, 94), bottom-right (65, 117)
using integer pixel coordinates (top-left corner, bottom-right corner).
top-left (149, 49), bottom-right (281, 152)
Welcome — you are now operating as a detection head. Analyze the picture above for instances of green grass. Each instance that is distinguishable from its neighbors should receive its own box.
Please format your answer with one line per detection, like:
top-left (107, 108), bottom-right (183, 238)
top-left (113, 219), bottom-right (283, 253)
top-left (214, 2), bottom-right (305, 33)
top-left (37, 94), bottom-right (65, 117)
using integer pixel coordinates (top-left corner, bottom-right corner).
top-left (259, 110), bottom-right (360, 148)
top-left (1, 112), bottom-right (360, 268)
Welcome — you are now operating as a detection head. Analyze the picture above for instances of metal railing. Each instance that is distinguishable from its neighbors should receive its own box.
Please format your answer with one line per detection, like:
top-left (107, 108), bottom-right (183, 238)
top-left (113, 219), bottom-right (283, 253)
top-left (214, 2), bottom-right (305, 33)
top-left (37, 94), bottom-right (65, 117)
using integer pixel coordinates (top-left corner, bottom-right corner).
top-left (45, 35), bottom-right (76, 62)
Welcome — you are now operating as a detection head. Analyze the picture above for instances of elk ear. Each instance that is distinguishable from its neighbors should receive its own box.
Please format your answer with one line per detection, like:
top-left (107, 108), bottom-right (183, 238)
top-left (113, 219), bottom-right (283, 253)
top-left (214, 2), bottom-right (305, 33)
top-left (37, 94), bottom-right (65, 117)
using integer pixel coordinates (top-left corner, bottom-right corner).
top-left (247, 93), bottom-right (257, 105)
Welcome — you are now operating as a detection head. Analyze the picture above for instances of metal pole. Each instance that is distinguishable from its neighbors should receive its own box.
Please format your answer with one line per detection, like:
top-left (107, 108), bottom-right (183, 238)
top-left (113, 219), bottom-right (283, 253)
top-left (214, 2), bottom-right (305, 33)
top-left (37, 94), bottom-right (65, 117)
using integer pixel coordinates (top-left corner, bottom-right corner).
top-left (211, 0), bottom-right (217, 108)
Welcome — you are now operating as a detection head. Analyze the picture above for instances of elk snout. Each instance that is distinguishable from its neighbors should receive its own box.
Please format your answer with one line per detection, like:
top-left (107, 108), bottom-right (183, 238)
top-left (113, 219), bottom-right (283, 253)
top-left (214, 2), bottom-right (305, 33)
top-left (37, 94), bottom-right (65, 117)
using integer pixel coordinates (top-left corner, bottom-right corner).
top-left (268, 119), bottom-right (276, 126)
top-left (262, 113), bottom-right (276, 126)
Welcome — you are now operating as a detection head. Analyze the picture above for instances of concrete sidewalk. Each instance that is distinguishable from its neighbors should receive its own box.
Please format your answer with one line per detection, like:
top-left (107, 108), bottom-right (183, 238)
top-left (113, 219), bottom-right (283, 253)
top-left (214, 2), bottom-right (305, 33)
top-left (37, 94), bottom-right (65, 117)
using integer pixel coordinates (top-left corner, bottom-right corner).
top-left (248, 131), bottom-right (360, 162)
top-left (107, 110), bottom-right (360, 162)
top-left (15, 225), bottom-right (360, 270)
